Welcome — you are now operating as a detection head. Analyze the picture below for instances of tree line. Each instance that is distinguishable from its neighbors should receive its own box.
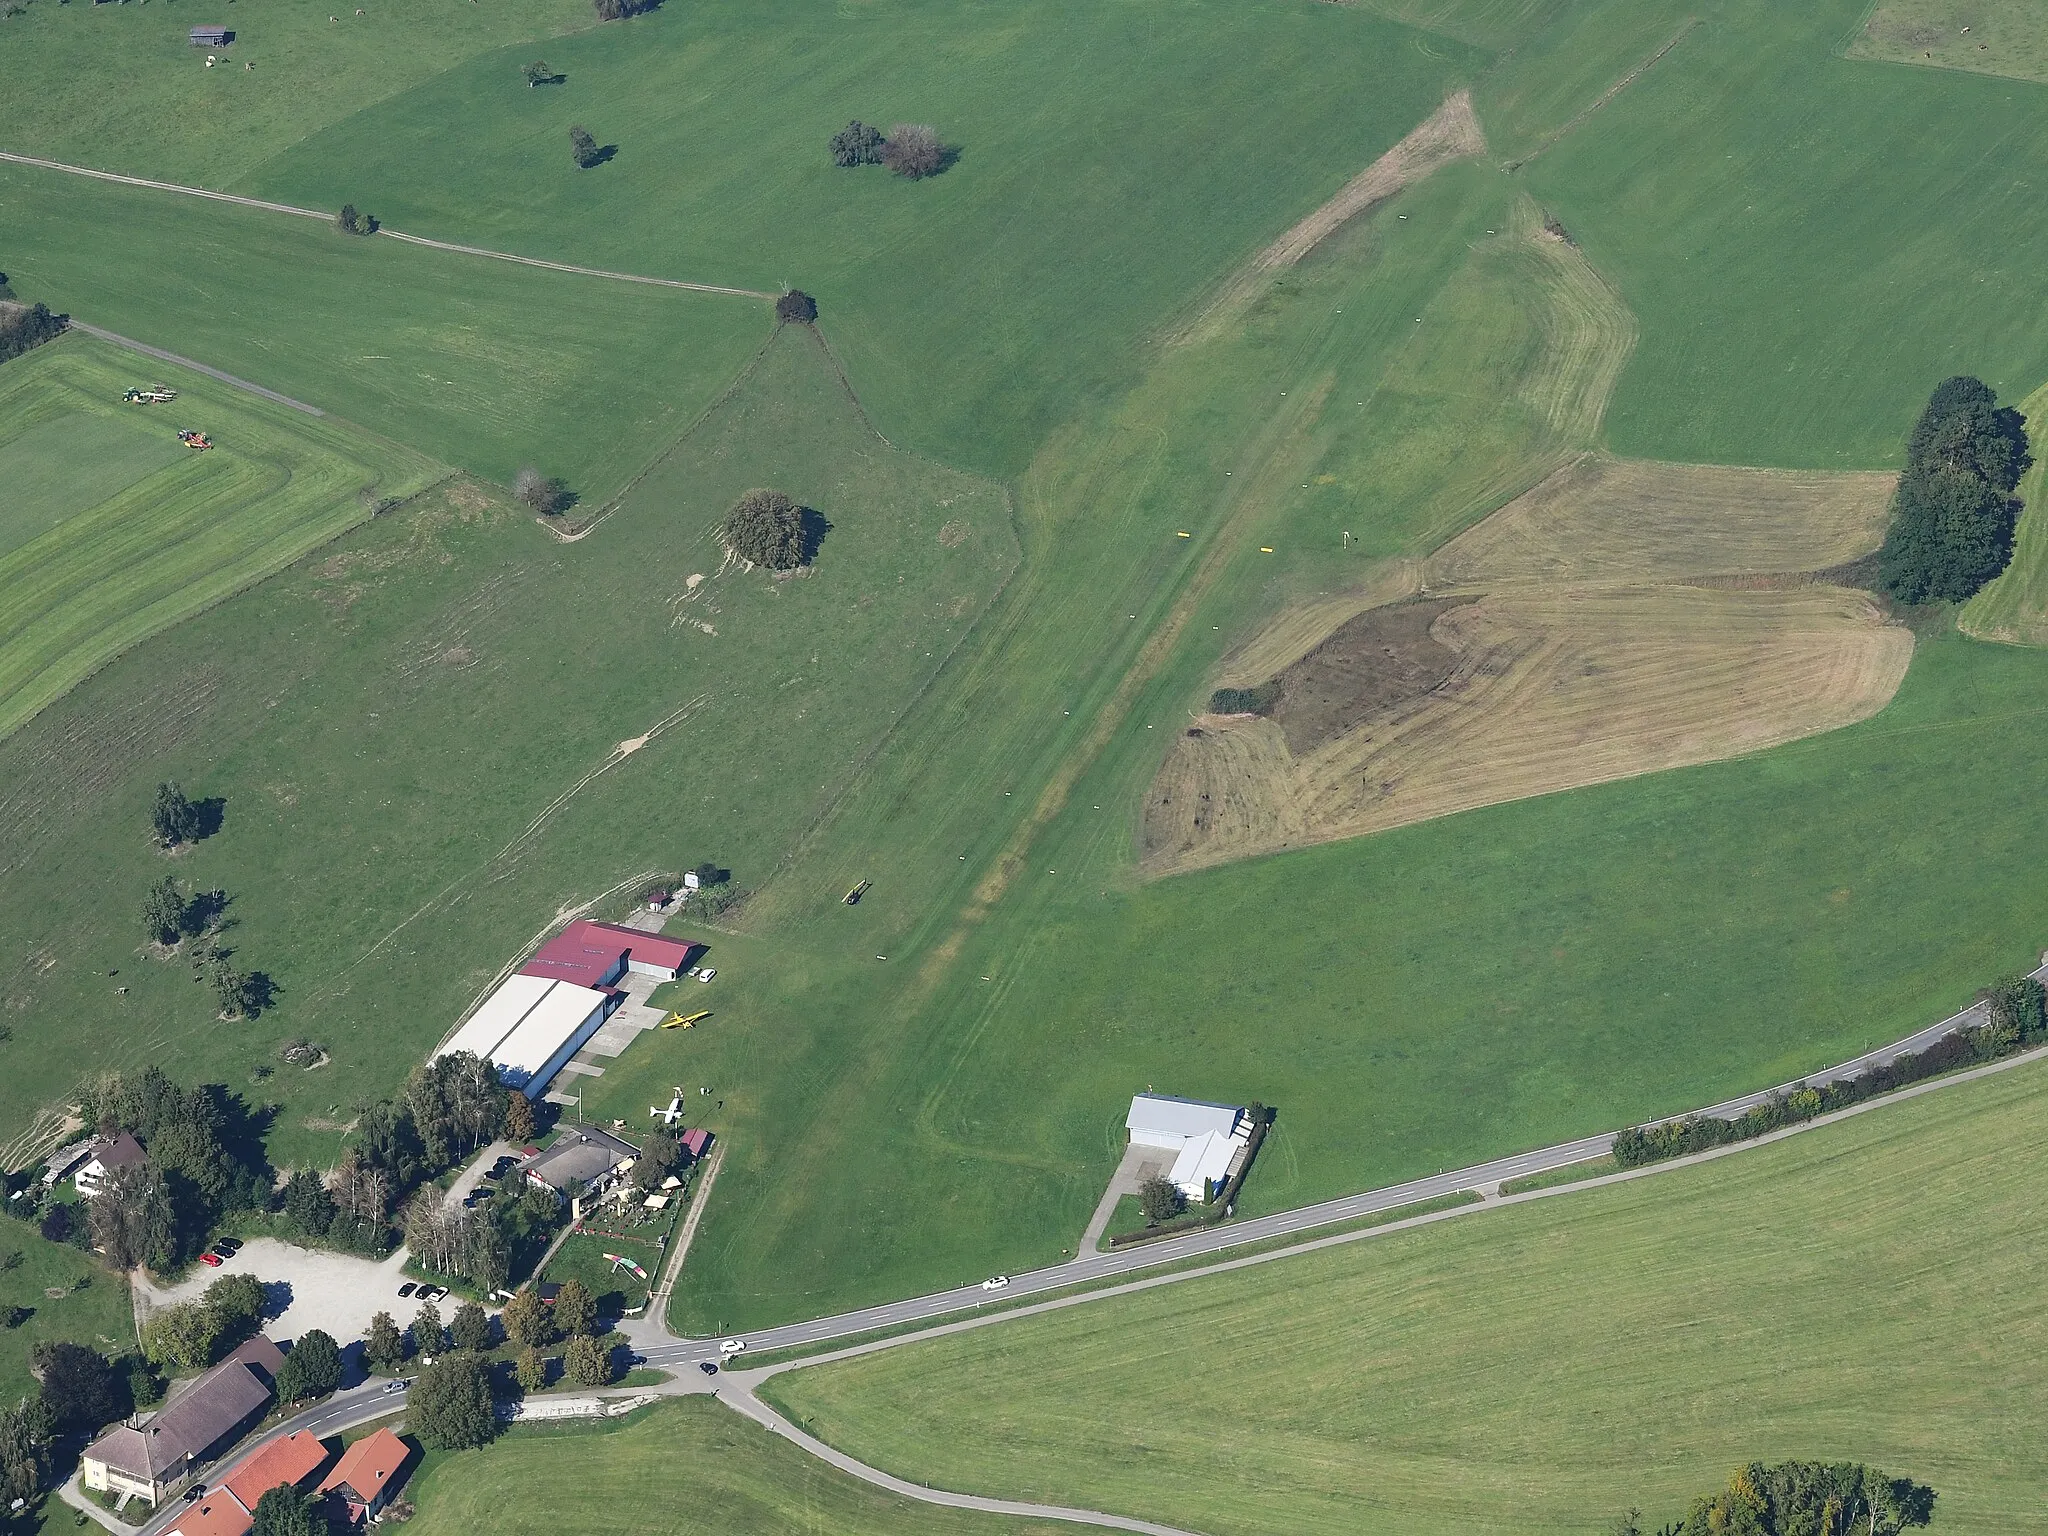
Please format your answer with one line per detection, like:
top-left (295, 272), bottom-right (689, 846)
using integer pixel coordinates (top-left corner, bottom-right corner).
top-left (1878, 374), bottom-right (2031, 603)
top-left (1614, 975), bottom-right (2044, 1168)
top-left (829, 119), bottom-right (947, 179)
top-left (1615, 1460), bottom-right (1934, 1536)
top-left (0, 296), bottom-right (66, 366)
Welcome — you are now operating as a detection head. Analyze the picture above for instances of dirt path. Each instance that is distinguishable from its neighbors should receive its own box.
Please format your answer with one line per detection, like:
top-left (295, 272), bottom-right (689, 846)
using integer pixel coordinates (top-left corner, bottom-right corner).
top-left (65, 321), bottom-right (326, 414)
top-left (0, 150), bottom-right (776, 300)
top-left (1171, 91), bottom-right (1486, 345)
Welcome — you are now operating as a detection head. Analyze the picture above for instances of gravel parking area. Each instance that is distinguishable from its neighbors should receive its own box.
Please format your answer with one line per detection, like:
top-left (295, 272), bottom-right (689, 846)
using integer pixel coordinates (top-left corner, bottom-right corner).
top-left (135, 1239), bottom-right (417, 1350)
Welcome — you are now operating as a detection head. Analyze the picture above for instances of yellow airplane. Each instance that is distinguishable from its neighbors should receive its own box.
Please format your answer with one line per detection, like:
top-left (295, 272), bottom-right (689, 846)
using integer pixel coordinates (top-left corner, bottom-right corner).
top-left (661, 1009), bottom-right (711, 1029)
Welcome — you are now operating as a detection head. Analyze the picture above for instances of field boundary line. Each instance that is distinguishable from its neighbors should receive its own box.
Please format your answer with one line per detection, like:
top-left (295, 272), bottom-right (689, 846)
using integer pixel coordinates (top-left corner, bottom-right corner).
top-left (716, 1385), bottom-right (1208, 1536)
top-left (67, 320), bottom-right (326, 415)
top-left (0, 150), bottom-right (775, 300)
top-left (734, 1044), bottom-right (2048, 1385)
top-left (1505, 16), bottom-right (1700, 170)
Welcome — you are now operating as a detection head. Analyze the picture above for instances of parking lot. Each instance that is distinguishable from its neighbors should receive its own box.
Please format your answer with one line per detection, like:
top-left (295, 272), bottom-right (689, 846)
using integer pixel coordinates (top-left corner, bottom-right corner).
top-left (136, 1239), bottom-right (419, 1352)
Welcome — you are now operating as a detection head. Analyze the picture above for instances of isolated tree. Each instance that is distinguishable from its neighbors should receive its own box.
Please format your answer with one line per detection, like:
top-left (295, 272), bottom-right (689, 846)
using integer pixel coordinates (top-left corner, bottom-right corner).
top-left (563, 1332), bottom-right (611, 1387)
top-left (501, 1284), bottom-right (552, 1347)
top-left (1138, 1174), bottom-right (1184, 1225)
top-left (1879, 375), bottom-right (2030, 603)
top-left (143, 877), bottom-right (185, 947)
top-left (829, 120), bottom-right (885, 168)
top-left (91, 1160), bottom-right (176, 1272)
top-left (202, 1273), bottom-right (267, 1340)
top-left (514, 1345), bottom-right (548, 1392)
top-left (718, 488), bottom-right (807, 570)
top-left (552, 1278), bottom-right (597, 1338)
top-left (520, 58), bottom-right (554, 86)
top-left (335, 204), bottom-right (377, 236)
top-left (362, 1311), bottom-right (407, 1375)
top-left (410, 1299), bottom-right (446, 1357)
top-left (250, 1486), bottom-right (322, 1536)
top-left (774, 288), bottom-right (818, 325)
top-left (590, 0), bottom-right (649, 18)
top-left (407, 1353), bottom-right (498, 1450)
top-left (569, 125), bottom-right (602, 169)
top-left (882, 123), bottom-right (945, 179)
top-left (29, 1342), bottom-right (126, 1434)
top-left (450, 1300), bottom-right (492, 1352)
top-left (208, 954), bottom-right (257, 1019)
top-left (152, 782), bottom-right (202, 846)
top-left (513, 466), bottom-right (568, 514)
top-left (282, 1169), bottom-right (337, 1237)
top-left (273, 1329), bottom-right (341, 1402)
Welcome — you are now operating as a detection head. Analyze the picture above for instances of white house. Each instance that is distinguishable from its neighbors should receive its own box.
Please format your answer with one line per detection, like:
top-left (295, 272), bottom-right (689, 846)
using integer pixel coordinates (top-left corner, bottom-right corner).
top-left (74, 1132), bottom-right (147, 1199)
top-left (1124, 1093), bottom-right (1254, 1203)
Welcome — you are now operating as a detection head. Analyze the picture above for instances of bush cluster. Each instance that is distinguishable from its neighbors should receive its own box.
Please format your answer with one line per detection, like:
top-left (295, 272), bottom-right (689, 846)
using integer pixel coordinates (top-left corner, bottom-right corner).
top-left (335, 203), bottom-right (378, 236)
top-left (0, 300), bottom-right (66, 366)
top-left (719, 488), bottom-right (809, 570)
top-left (828, 120), bottom-right (948, 179)
top-left (1617, 1458), bottom-right (1934, 1536)
top-left (1208, 682), bottom-right (1280, 715)
top-left (775, 289), bottom-right (818, 325)
top-left (1877, 375), bottom-right (2031, 603)
top-left (1614, 975), bottom-right (2045, 1169)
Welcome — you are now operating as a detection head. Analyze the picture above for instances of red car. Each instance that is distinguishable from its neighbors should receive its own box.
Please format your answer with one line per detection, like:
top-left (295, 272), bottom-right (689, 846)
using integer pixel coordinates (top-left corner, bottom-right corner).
top-left (198, 1251), bottom-right (223, 1267)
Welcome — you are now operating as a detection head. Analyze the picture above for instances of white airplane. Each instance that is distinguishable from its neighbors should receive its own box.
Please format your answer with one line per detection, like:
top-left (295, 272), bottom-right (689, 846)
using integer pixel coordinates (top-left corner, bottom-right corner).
top-left (649, 1089), bottom-right (684, 1126)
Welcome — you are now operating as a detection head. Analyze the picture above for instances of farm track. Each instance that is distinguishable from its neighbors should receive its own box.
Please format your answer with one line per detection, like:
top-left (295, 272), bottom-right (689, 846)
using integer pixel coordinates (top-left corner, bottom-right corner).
top-left (65, 320), bottom-right (325, 415)
top-left (0, 150), bottom-right (776, 300)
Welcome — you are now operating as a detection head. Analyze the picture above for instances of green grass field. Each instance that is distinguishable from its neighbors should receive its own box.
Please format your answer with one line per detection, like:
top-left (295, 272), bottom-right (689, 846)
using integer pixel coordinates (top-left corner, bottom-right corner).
top-left (769, 1061), bottom-right (2048, 1535)
top-left (0, 168), bottom-right (770, 503)
top-left (1847, 0), bottom-right (2048, 84)
top-left (0, 334), bottom-right (443, 739)
top-left (0, 325), bottom-right (1015, 1169)
top-left (0, 1211), bottom-right (135, 1405)
top-left (0, 0), bottom-right (592, 184)
top-left (402, 1398), bottom-right (1065, 1536)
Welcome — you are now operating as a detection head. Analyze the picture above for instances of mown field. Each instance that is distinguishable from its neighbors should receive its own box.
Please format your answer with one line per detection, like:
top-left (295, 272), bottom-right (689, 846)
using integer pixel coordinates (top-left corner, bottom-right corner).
top-left (402, 1398), bottom-right (1065, 1536)
top-left (0, 334), bottom-right (443, 739)
top-left (769, 1061), bottom-right (2048, 1536)
top-left (0, 168), bottom-right (770, 504)
top-left (0, 325), bottom-right (1016, 1170)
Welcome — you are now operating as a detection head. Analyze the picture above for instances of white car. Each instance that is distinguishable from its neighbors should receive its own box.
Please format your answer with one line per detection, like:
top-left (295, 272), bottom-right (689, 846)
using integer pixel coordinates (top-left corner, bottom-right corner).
top-left (695, 968), bottom-right (716, 983)
top-left (719, 1338), bottom-right (746, 1356)
top-left (981, 1276), bottom-right (1010, 1292)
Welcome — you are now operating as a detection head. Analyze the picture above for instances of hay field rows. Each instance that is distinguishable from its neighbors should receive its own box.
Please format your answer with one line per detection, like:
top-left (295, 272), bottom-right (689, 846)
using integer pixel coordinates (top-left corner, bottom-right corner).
top-left (0, 335), bottom-right (443, 740)
top-left (769, 1061), bottom-right (2048, 1535)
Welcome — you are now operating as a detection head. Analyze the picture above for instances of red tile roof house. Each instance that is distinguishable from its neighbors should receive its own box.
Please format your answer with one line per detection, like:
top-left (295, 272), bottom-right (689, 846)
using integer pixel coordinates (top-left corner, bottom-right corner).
top-left (162, 1431), bottom-right (329, 1536)
top-left (82, 1338), bottom-right (285, 1506)
top-left (319, 1428), bottom-right (412, 1525)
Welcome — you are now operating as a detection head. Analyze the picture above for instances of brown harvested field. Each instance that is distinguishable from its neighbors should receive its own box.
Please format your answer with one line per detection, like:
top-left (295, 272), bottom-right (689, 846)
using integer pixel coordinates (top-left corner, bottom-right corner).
top-left (1145, 456), bottom-right (1907, 874)
top-left (1144, 585), bottom-right (1911, 873)
top-left (1172, 91), bottom-right (1487, 346)
top-left (1422, 455), bottom-right (1895, 589)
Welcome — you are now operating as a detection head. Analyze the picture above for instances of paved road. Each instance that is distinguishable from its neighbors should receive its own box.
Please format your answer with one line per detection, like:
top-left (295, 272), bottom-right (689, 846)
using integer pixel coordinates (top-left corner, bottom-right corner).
top-left (67, 322), bottom-right (326, 415)
top-left (2, 150), bottom-right (773, 300)
top-left (635, 960), bottom-right (2045, 1372)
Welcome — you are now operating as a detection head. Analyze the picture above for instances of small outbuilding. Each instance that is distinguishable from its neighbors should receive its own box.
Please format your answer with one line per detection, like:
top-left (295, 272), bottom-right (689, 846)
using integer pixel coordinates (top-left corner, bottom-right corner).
top-left (188, 25), bottom-right (233, 45)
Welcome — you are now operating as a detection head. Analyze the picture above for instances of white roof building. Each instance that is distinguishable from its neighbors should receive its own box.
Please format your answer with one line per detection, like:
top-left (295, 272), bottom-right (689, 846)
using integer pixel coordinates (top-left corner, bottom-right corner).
top-left (1125, 1094), bottom-right (1254, 1202)
top-left (439, 974), bottom-right (614, 1099)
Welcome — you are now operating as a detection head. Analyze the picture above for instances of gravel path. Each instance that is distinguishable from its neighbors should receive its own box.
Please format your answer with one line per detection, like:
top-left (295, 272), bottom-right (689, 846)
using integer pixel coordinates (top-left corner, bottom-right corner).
top-left (67, 321), bottom-right (326, 415)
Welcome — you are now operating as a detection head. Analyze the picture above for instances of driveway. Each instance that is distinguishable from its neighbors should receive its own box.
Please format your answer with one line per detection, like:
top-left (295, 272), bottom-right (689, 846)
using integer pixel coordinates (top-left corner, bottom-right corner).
top-left (136, 1239), bottom-right (414, 1349)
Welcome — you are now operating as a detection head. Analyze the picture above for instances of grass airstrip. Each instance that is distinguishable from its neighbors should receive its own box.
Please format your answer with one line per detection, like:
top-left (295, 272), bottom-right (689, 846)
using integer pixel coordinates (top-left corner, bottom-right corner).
top-left (769, 1061), bottom-right (2048, 1536)
top-left (3, 0), bottom-right (2048, 1368)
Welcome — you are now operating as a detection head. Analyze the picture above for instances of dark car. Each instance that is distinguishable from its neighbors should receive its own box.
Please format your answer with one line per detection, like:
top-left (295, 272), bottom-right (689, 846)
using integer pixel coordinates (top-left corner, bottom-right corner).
top-left (182, 1486), bottom-right (207, 1503)
top-left (397, 1282), bottom-right (417, 1298)
top-left (212, 1237), bottom-right (242, 1256)
top-left (698, 1361), bottom-right (717, 1375)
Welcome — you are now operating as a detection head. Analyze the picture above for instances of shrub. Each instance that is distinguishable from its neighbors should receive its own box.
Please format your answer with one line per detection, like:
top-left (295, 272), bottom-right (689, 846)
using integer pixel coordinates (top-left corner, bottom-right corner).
top-left (828, 120), bottom-right (884, 168)
top-left (1138, 1174), bottom-right (1184, 1225)
top-left (718, 488), bottom-right (808, 570)
top-left (882, 123), bottom-right (945, 179)
top-left (1207, 682), bottom-right (1280, 716)
top-left (335, 204), bottom-right (378, 236)
top-left (569, 125), bottom-right (602, 169)
top-left (775, 289), bottom-right (818, 325)
top-left (591, 0), bottom-right (655, 18)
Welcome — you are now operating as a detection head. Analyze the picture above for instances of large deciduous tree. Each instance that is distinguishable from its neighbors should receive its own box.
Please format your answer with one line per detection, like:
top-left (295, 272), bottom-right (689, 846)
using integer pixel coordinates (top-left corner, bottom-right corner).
top-left (407, 1353), bottom-right (498, 1449)
top-left (718, 488), bottom-right (808, 570)
top-left (273, 1330), bottom-right (341, 1402)
top-left (1879, 375), bottom-right (2030, 603)
top-left (882, 123), bottom-right (945, 179)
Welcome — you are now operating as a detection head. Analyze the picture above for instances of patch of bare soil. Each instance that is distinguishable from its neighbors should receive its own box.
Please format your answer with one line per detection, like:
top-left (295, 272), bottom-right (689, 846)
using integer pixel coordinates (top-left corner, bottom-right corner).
top-left (1267, 599), bottom-right (1467, 754)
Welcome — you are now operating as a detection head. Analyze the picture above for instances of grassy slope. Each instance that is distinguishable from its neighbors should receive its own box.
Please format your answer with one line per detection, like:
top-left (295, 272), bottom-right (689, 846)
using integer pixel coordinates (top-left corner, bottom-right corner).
top-left (0, 327), bottom-right (1016, 1168)
top-left (0, 1214), bottom-right (134, 1405)
top-left (0, 170), bottom-right (769, 504)
top-left (402, 1398), bottom-right (1065, 1536)
top-left (770, 1062), bottom-right (2048, 1536)
top-left (0, 334), bottom-right (444, 739)
top-left (650, 0), bottom-right (2048, 1330)
top-left (239, 0), bottom-right (1478, 478)
top-left (0, 0), bottom-right (591, 183)
top-left (1957, 378), bottom-right (2048, 643)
